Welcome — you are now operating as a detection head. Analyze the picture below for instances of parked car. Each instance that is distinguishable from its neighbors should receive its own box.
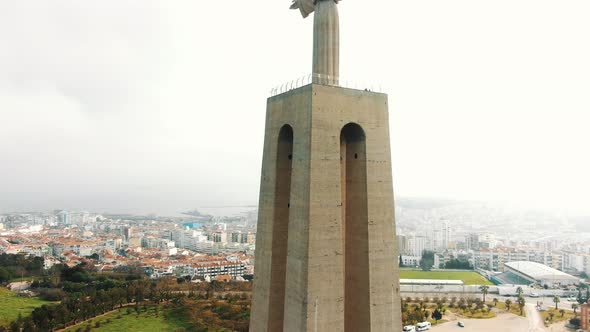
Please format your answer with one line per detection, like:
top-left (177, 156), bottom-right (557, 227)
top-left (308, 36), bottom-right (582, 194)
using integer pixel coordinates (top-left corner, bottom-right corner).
top-left (458, 321), bottom-right (465, 327)
top-left (417, 322), bottom-right (431, 331)
top-left (403, 325), bottom-right (416, 332)
top-left (529, 292), bottom-right (539, 297)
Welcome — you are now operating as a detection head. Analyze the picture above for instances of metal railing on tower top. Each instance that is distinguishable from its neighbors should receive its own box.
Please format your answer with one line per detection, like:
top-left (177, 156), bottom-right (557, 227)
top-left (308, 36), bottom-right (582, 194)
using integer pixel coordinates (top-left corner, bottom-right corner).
top-left (269, 73), bottom-right (384, 97)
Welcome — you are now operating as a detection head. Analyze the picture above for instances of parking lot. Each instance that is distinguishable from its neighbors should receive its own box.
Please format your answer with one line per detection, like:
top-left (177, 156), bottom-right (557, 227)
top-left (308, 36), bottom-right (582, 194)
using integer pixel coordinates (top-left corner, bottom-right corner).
top-left (431, 313), bottom-right (529, 332)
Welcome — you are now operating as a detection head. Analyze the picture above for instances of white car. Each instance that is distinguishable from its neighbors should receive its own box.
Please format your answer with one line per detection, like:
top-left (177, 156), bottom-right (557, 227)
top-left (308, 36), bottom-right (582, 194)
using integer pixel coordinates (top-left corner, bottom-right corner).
top-left (417, 322), bottom-right (431, 331)
top-left (529, 292), bottom-right (539, 297)
top-left (403, 325), bottom-right (416, 332)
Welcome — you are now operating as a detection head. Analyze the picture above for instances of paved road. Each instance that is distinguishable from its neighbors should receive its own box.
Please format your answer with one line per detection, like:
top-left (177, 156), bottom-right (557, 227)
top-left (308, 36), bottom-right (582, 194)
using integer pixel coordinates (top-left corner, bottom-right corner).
top-left (494, 295), bottom-right (577, 311)
top-left (525, 303), bottom-right (549, 332)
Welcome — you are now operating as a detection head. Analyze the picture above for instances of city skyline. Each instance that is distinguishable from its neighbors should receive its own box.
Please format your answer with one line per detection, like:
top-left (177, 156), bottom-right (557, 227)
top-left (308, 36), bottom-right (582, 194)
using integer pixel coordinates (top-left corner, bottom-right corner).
top-left (1, 0), bottom-right (589, 215)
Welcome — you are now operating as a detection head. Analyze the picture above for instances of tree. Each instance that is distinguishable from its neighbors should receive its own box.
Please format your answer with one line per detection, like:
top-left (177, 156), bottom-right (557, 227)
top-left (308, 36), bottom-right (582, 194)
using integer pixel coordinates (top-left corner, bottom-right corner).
top-left (548, 312), bottom-right (555, 321)
top-left (553, 296), bottom-right (560, 310)
top-left (444, 258), bottom-right (473, 270)
top-left (578, 288), bottom-right (585, 304)
top-left (420, 251), bottom-right (435, 271)
top-left (559, 309), bottom-right (565, 317)
top-left (493, 298), bottom-right (498, 307)
top-left (517, 296), bottom-right (526, 316)
top-left (516, 286), bottom-right (524, 297)
top-left (432, 308), bottom-right (443, 323)
top-left (0, 267), bottom-right (12, 283)
top-left (572, 303), bottom-right (579, 315)
top-left (505, 299), bottom-right (512, 312)
top-left (479, 285), bottom-right (489, 302)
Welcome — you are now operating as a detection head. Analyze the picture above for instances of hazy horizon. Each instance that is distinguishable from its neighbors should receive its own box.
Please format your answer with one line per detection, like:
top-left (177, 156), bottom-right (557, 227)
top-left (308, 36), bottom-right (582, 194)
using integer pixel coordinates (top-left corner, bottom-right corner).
top-left (1, 1), bottom-right (589, 216)
top-left (1, 196), bottom-right (587, 220)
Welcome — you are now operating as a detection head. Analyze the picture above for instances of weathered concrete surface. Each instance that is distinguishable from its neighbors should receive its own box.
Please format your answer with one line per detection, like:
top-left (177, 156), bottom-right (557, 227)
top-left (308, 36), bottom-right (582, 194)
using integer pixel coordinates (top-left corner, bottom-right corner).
top-left (250, 84), bottom-right (401, 332)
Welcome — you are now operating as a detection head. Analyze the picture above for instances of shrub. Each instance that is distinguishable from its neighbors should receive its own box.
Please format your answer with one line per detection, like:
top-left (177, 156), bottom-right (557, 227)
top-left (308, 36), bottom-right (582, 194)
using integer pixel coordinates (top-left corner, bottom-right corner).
top-left (38, 288), bottom-right (65, 301)
top-left (570, 317), bottom-right (581, 327)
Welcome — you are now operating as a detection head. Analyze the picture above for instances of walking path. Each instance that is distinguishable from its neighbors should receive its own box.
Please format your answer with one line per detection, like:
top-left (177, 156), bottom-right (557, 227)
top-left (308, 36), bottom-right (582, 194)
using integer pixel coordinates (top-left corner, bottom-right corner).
top-left (525, 303), bottom-right (549, 332)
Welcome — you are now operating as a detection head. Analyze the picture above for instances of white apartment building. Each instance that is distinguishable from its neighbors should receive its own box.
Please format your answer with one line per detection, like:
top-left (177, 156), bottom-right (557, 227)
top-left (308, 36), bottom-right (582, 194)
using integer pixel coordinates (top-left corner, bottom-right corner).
top-left (401, 255), bottom-right (421, 267)
top-left (171, 229), bottom-right (207, 249)
top-left (474, 249), bottom-right (565, 272)
top-left (192, 261), bottom-right (246, 279)
top-left (408, 235), bottom-right (429, 256)
top-left (141, 237), bottom-right (175, 249)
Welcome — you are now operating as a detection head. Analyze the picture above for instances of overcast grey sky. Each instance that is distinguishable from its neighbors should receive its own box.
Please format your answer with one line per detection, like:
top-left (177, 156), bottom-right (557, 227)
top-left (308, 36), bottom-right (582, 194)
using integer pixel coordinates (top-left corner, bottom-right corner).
top-left (1, 0), bottom-right (589, 215)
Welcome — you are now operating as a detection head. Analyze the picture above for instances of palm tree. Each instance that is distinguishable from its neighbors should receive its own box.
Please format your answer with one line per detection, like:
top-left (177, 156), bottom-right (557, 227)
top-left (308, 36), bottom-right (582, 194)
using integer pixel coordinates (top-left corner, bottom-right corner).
top-left (559, 309), bottom-right (565, 317)
top-left (505, 299), bottom-right (512, 312)
top-left (572, 303), bottom-right (579, 315)
top-left (553, 295), bottom-right (560, 310)
top-left (517, 296), bottom-right (526, 316)
top-left (516, 286), bottom-right (524, 297)
top-left (479, 285), bottom-right (490, 302)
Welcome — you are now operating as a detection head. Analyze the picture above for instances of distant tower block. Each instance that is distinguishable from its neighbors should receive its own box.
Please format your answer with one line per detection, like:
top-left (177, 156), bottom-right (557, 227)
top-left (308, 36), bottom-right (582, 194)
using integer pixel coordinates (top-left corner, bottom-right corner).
top-left (250, 84), bottom-right (402, 332)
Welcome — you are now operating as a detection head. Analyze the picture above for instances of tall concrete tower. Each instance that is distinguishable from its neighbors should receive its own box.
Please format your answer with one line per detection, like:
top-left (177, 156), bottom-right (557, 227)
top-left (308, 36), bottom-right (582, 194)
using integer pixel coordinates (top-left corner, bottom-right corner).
top-left (250, 1), bottom-right (401, 331)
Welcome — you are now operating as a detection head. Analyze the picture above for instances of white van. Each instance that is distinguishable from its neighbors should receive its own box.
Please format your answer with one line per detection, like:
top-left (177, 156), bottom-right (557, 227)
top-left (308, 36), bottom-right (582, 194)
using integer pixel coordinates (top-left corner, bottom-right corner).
top-left (417, 322), bottom-right (431, 331)
top-left (402, 325), bottom-right (416, 332)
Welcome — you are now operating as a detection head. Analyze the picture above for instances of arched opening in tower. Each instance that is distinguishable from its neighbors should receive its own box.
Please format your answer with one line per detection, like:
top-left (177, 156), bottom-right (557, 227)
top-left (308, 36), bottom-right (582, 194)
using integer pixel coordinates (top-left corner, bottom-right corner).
top-left (340, 122), bottom-right (370, 331)
top-left (268, 124), bottom-right (293, 331)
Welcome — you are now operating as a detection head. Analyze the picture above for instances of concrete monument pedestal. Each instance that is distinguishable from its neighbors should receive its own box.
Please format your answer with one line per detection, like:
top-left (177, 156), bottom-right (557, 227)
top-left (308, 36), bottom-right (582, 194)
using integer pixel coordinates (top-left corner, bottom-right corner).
top-left (250, 84), bottom-right (402, 332)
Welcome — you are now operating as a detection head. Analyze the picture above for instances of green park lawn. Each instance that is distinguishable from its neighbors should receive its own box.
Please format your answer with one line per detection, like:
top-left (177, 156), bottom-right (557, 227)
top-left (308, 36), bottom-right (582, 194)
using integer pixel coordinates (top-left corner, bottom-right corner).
top-left (400, 270), bottom-right (493, 285)
top-left (0, 287), bottom-right (56, 326)
top-left (64, 306), bottom-right (197, 332)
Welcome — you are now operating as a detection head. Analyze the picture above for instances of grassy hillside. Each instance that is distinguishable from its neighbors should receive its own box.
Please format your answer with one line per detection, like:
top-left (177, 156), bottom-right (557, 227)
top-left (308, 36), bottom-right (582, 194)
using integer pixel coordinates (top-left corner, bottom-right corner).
top-left (0, 287), bottom-right (56, 326)
top-left (400, 270), bottom-right (493, 285)
top-left (64, 306), bottom-right (197, 332)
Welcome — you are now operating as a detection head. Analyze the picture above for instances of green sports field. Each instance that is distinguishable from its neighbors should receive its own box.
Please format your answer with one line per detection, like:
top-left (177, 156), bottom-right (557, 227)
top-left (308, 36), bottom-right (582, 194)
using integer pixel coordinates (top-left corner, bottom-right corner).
top-left (400, 270), bottom-right (493, 285)
top-left (0, 287), bottom-right (56, 326)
